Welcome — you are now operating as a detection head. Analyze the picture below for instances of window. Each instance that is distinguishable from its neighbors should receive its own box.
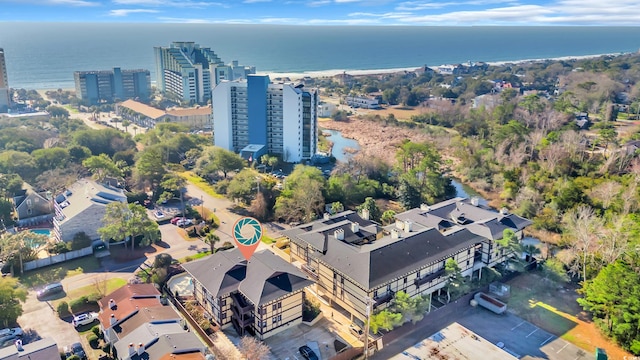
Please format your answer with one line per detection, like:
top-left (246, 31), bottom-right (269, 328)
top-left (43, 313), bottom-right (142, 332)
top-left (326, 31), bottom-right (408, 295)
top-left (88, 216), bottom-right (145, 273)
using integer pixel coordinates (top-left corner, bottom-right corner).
top-left (374, 290), bottom-right (378, 298)
top-left (272, 302), bottom-right (281, 311)
top-left (403, 278), bottom-right (407, 284)
top-left (220, 299), bottom-right (226, 307)
top-left (272, 315), bottom-right (281, 323)
top-left (221, 312), bottom-right (226, 319)
top-left (257, 307), bottom-right (262, 315)
top-left (387, 284), bottom-right (392, 292)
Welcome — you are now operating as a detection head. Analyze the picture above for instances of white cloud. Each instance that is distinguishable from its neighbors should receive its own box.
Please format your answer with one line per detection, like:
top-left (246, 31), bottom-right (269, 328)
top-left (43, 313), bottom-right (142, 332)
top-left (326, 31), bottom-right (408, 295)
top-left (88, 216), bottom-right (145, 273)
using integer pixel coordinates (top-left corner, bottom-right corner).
top-left (396, 0), bottom-right (517, 11)
top-left (112, 0), bottom-right (223, 7)
top-left (348, 11), bottom-right (413, 19)
top-left (109, 8), bottom-right (159, 16)
top-left (243, 0), bottom-right (272, 3)
top-left (307, 18), bottom-right (381, 24)
top-left (309, 0), bottom-right (331, 6)
top-left (260, 17), bottom-right (303, 23)
top-left (48, 0), bottom-right (100, 5)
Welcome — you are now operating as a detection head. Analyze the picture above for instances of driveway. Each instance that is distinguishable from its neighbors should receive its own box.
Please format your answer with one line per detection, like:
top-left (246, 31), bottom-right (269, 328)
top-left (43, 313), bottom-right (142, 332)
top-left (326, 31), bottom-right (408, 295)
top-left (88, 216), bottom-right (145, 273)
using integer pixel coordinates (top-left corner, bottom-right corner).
top-left (17, 291), bottom-right (81, 354)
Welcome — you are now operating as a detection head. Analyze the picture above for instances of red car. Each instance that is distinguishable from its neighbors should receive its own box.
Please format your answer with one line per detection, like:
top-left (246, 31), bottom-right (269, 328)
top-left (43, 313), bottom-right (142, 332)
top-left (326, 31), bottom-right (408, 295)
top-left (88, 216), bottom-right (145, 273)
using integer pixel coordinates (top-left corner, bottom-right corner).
top-left (170, 216), bottom-right (183, 225)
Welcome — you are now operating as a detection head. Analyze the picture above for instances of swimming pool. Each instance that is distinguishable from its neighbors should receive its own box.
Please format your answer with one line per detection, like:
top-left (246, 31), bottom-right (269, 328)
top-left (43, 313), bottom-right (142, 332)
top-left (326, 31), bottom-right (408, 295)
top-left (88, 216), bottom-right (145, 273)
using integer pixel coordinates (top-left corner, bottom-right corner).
top-left (29, 229), bottom-right (51, 237)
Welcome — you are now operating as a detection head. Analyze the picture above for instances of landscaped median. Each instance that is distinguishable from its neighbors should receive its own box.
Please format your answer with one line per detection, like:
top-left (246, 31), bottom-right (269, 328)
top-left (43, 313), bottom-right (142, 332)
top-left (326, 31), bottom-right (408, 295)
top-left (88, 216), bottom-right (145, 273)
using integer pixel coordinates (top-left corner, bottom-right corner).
top-left (178, 171), bottom-right (224, 199)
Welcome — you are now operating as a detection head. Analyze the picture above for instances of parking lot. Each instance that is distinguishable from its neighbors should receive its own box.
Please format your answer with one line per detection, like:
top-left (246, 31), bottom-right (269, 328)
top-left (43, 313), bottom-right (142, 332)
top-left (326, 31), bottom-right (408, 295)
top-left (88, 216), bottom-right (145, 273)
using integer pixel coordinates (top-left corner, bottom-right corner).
top-left (261, 318), bottom-right (350, 360)
top-left (17, 291), bottom-right (83, 355)
top-left (457, 309), bottom-right (589, 360)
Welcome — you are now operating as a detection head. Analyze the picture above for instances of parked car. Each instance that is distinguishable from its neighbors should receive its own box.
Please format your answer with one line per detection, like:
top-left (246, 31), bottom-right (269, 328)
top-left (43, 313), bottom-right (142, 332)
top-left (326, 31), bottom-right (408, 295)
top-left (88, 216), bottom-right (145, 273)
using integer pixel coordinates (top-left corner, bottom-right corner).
top-left (36, 282), bottom-right (63, 299)
top-left (298, 345), bottom-right (319, 360)
top-left (153, 210), bottom-right (165, 219)
top-left (72, 312), bottom-right (98, 328)
top-left (176, 218), bottom-right (193, 227)
top-left (0, 328), bottom-right (23, 343)
top-left (70, 342), bottom-right (87, 360)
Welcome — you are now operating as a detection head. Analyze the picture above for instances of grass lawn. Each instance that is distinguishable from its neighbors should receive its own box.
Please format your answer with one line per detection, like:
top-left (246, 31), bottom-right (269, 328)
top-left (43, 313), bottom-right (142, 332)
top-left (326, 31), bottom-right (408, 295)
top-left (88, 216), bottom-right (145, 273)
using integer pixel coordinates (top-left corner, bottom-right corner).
top-left (179, 251), bottom-right (212, 263)
top-left (19, 256), bottom-right (101, 288)
top-left (62, 278), bottom-right (127, 302)
top-left (261, 235), bottom-right (278, 244)
top-left (179, 171), bottom-right (224, 199)
top-left (506, 272), bottom-right (632, 359)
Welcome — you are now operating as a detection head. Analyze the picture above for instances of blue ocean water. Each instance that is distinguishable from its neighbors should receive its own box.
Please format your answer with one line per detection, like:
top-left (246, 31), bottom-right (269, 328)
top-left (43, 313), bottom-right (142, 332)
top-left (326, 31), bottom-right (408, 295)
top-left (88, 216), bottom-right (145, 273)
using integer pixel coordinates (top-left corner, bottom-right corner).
top-left (0, 23), bottom-right (639, 89)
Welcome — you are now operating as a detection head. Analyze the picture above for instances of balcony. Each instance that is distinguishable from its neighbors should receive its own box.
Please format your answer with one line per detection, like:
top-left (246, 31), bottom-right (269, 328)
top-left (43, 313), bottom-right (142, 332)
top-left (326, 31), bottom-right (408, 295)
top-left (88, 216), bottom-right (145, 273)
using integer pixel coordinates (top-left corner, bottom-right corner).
top-left (414, 269), bottom-right (446, 287)
top-left (231, 307), bottom-right (253, 327)
top-left (374, 290), bottom-right (394, 308)
top-left (301, 264), bottom-right (319, 280)
top-left (230, 292), bottom-right (253, 315)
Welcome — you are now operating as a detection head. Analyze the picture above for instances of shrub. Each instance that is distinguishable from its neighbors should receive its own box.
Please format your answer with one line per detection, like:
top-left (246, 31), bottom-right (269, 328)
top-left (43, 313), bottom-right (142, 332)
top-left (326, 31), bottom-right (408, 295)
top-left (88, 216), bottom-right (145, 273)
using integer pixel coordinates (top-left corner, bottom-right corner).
top-left (57, 301), bottom-right (70, 317)
top-left (184, 256), bottom-right (193, 262)
top-left (102, 342), bottom-right (112, 354)
top-left (67, 355), bottom-right (81, 360)
top-left (198, 318), bottom-right (211, 331)
top-left (69, 295), bottom-right (98, 313)
top-left (87, 334), bottom-right (99, 349)
top-left (219, 241), bottom-right (234, 251)
top-left (91, 325), bottom-right (102, 339)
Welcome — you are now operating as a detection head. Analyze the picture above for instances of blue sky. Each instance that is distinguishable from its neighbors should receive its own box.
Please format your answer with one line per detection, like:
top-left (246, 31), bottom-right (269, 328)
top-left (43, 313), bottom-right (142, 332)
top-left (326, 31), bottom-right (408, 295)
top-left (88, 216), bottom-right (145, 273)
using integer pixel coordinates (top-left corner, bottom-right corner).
top-left (0, 0), bottom-right (639, 25)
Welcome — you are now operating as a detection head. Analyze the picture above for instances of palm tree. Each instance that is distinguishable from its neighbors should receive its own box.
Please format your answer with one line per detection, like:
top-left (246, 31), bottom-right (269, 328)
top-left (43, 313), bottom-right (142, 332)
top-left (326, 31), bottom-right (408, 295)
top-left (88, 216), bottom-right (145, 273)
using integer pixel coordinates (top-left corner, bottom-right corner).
top-left (204, 232), bottom-right (221, 254)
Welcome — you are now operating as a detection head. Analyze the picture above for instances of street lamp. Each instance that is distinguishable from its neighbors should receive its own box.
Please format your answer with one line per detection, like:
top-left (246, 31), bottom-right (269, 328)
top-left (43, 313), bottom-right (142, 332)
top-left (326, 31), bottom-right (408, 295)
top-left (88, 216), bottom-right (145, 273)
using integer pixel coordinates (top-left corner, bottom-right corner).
top-left (364, 296), bottom-right (373, 359)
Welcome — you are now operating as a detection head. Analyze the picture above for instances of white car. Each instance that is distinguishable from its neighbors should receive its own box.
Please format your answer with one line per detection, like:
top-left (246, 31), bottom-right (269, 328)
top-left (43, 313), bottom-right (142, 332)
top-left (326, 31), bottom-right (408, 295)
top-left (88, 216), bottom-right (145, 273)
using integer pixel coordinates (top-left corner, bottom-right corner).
top-left (72, 313), bottom-right (97, 328)
top-left (176, 218), bottom-right (193, 227)
top-left (153, 210), bottom-right (165, 219)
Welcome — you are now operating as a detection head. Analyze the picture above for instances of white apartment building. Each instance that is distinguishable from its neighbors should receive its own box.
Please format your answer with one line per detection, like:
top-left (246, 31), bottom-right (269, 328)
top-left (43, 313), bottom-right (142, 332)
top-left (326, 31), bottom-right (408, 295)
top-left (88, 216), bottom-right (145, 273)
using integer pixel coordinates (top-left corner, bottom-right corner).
top-left (213, 75), bottom-right (318, 163)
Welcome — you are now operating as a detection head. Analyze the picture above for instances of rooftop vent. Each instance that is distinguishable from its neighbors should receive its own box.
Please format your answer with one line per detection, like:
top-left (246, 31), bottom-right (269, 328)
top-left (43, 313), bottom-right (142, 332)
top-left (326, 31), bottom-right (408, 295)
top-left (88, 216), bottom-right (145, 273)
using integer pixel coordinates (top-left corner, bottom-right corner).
top-left (471, 197), bottom-right (479, 206)
top-left (137, 343), bottom-right (145, 356)
top-left (360, 208), bottom-right (370, 220)
top-left (110, 314), bottom-right (117, 326)
top-left (128, 343), bottom-right (136, 356)
top-left (109, 298), bottom-right (116, 310)
top-left (420, 203), bottom-right (431, 211)
top-left (500, 207), bottom-right (509, 215)
top-left (404, 220), bottom-right (413, 233)
top-left (351, 222), bottom-right (360, 233)
top-left (323, 213), bottom-right (331, 220)
top-left (334, 228), bottom-right (345, 241)
top-left (391, 229), bottom-right (402, 239)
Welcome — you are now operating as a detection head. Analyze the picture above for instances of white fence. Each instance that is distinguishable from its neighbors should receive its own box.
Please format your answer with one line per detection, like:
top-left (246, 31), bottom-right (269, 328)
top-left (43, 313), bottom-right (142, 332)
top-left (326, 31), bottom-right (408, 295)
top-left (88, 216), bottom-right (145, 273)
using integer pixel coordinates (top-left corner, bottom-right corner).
top-left (23, 246), bottom-right (93, 271)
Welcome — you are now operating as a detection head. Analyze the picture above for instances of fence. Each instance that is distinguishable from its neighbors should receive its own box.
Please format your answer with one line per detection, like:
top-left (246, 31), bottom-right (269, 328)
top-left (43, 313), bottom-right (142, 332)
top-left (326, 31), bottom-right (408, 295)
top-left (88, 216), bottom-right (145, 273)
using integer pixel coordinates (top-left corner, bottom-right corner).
top-left (23, 246), bottom-right (93, 271)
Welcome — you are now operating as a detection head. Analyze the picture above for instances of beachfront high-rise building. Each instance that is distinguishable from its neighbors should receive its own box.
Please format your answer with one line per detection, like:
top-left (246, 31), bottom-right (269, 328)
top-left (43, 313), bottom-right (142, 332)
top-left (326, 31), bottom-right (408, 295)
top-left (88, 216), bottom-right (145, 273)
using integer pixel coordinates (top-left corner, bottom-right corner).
top-left (154, 42), bottom-right (255, 104)
top-left (74, 67), bottom-right (151, 105)
top-left (213, 75), bottom-right (318, 163)
top-left (0, 48), bottom-right (10, 113)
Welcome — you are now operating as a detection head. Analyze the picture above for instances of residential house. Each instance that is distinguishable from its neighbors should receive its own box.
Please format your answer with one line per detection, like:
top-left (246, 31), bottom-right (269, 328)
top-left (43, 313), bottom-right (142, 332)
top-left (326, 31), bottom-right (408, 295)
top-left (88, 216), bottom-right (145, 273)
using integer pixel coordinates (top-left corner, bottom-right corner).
top-left (12, 183), bottom-right (53, 227)
top-left (114, 323), bottom-right (206, 360)
top-left (165, 106), bottom-right (212, 130)
top-left (282, 197), bottom-right (531, 325)
top-left (575, 112), bottom-right (590, 129)
top-left (345, 96), bottom-right (381, 109)
top-left (53, 179), bottom-right (127, 242)
top-left (317, 102), bottom-right (337, 118)
top-left (334, 72), bottom-right (354, 86)
top-left (181, 248), bottom-right (313, 340)
top-left (98, 284), bottom-right (209, 360)
top-left (0, 338), bottom-right (59, 360)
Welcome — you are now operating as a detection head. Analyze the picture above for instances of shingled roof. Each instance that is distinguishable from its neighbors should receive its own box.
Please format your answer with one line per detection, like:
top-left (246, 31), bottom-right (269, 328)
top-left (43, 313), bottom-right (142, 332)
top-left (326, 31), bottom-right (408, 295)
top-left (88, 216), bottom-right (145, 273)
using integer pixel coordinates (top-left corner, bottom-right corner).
top-left (282, 200), bottom-right (531, 291)
top-left (182, 248), bottom-right (312, 306)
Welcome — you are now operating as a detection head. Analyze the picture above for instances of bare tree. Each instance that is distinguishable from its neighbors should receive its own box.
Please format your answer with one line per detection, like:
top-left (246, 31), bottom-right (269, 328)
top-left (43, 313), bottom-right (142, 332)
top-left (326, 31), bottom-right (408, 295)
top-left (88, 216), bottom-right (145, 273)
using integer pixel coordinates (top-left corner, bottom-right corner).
top-left (560, 130), bottom-right (586, 163)
top-left (239, 336), bottom-right (270, 360)
top-left (539, 142), bottom-right (568, 173)
top-left (599, 215), bottom-right (631, 265)
top-left (524, 129), bottom-right (546, 158)
top-left (621, 180), bottom-right (638, 215)
top-left (589, 181), bottom-right (622, 210)
top-left (92, 274), bottom-right (109, 298)
top-left (562, 205), bottom-right (604, 281)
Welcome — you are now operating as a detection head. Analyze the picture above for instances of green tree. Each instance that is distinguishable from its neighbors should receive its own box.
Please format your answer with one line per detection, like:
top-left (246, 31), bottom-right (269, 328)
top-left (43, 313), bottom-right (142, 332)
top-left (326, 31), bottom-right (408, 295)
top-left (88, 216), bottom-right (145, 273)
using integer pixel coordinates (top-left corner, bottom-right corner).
top-left (380, 210), bottom-right (396, 225)
top-left (134, 146), bottom-right (167, 188)
top-left (444, 258), bottom-right (469, 303)
top-left (204, 232), bottom-right (221, 254)
top-left (83, 154), bottom-right (123, 182)
top-left (45, 105), bottom-right (70, 118)
top-left (227, 169), bottom-right (259, 205)
top-left (99, 202), bottom-right (159, 251)
top-left (32, 147), bottom-right (70, 171)
top-left (578, 260), bottom-right (640, 354)
top-left (369, 309), bottom-right (403, 334)
top-left (158, 173), bottom-right (186, 217)
top-left (397, 176), bottom-right (421, 210)
top-left (0, 277), bottom-right (28, 327)
top-left (496, 229), bottom-right (525, 272)
top-left (330, 201), bottom-right (344, 214)
top-left (201, 147), bottom-right (245, 179)
top-left (357, 197), bottom-right (381, 222)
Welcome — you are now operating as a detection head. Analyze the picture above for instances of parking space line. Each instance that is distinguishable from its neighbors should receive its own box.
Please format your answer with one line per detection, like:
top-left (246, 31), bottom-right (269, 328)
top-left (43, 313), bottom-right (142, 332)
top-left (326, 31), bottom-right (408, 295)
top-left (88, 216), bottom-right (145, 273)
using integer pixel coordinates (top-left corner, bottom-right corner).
top-left (557, 342), bottom-right (569, 353)
top-left (526, 328), bottom-right (538, 338)
top-left (540, 335), bottom-right (554, 346)
top-left (511, 321), bottom-right (525, 331)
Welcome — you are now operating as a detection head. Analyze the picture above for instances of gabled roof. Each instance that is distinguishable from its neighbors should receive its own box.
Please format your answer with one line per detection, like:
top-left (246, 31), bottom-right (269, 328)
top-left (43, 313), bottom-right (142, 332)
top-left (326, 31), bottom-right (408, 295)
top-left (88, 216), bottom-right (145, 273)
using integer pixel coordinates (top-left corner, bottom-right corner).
top-left (114, 324), bottom-right (204, 360)
top-left (119, 99), bottom-right (166, 120)
top-left (182, 248), bottom-right (312, 306)
top-left (283, 199), bottom-right (532, 291)
top-left (56, 179), bottom-right (126, 224)
top-left (104, 306), bottom-right (180, 344)
top-left (98, 284), bottom-right (162, 329)
top-left (0, 337), bottom-right (58, 360)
